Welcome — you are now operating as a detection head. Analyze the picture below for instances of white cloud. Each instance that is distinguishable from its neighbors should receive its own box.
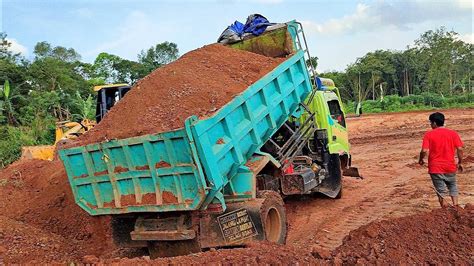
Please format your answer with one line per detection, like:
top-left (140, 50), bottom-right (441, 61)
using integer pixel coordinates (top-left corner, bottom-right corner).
top-left (458, 33), bottom-right (474, 44)
top-left (6, 38), bottom-right (28, 55)
top-left (302, 3), bottom-right (376, 34)
top-left (302, 0), bottom-right (472, 35)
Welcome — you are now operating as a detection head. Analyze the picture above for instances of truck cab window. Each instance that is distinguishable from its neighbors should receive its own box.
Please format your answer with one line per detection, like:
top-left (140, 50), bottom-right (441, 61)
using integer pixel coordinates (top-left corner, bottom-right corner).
top-left (328, 100), bottom-right (346, 127)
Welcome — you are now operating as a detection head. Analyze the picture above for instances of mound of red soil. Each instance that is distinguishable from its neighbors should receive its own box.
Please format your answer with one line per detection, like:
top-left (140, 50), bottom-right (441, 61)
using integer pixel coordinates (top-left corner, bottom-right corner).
top-left (86, 242), bottom-right (328, 265)
top-left (0, 159), bottom-right (113, 264)
top-left (334, 205), bottom-right (474, 264)
top-left (76, 44), bottom-right (284, 146)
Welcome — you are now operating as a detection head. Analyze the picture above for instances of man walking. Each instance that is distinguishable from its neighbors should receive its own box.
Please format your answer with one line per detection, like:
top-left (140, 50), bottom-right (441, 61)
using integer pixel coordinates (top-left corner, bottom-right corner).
top-left (419, 112), bottom-right (463, 207)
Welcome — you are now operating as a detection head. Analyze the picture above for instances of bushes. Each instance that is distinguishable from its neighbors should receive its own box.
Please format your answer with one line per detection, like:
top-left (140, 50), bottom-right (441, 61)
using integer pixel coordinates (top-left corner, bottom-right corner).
top-left (0, 126), bottom-right (34, 167)
top-left (345, 93), bottom-right (473, 114)
top-left (0, 120), bottom-right (55, 168)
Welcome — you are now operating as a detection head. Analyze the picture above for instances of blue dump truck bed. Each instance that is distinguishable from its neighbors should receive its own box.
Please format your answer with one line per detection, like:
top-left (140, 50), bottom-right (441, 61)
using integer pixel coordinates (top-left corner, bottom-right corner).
top-left (59, 23), bottom-right (313, 215)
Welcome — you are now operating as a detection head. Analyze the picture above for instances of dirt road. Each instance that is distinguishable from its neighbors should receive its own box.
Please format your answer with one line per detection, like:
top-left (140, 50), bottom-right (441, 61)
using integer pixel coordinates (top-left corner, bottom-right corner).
top-left (0, 108), bottom-right (472, 263)
top-left (287, 108), bottom-right (473, 251)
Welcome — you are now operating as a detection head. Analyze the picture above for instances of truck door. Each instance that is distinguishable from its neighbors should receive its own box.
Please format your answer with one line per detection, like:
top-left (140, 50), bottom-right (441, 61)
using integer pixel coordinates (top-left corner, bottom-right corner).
top-left (326, 98), bottom-right (349, 154)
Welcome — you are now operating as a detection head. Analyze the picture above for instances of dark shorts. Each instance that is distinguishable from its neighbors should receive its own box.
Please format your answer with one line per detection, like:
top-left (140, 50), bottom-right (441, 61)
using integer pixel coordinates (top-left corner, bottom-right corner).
top-left (430, 173), bottom-right (458, 197)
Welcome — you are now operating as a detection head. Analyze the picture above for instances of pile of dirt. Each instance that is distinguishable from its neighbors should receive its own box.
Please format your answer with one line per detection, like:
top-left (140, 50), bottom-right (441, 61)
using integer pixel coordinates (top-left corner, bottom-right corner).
top-left (83, 242), bottom-right (329, 265)
top-left (0, 159), bottom-right (114, 264)
top-left (334, 205), bottom-right (474, 264)
top-left (75, 44), bottom-right (285, 146)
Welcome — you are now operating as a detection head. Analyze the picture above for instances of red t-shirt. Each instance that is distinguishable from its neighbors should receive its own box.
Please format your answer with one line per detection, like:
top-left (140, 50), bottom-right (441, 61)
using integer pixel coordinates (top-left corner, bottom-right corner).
top-left (422, 127), bottom-right (463, 173)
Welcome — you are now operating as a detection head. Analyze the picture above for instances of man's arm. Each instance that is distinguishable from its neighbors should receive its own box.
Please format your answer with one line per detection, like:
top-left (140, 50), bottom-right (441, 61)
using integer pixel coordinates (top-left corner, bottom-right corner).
top-left (457, 147), bottom-right (463, 172)
top-left (419, 149), bottom-right (428, 165)
top-left (420, 133), bottom-right (429, 166)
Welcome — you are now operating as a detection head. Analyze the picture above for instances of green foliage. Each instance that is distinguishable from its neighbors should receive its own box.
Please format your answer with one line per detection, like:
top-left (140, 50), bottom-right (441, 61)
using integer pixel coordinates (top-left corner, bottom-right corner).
top-left (306, 56), bottom-right (318, 72)
top-left (0, 35), bottom-right (181, 167)
top-left (346, 93), bottom-right (474, 114)
top-left (0, 126), bottom-right (35, 167)
top-left (73, 91), bottom-right (95, 121)
top-left (138, 41), bottom-right (179, 72)
top-left (2, 79), bottom-right (9, 98)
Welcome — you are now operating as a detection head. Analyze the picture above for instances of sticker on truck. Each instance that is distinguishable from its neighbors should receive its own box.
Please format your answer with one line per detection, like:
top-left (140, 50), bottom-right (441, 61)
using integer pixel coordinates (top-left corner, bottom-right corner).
top-left (217, 208), bottom-right (258, 243)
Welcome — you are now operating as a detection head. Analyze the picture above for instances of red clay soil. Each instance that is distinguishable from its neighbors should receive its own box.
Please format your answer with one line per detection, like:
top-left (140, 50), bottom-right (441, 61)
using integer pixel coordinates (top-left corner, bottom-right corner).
top-left (334, 205), bottom-right (474, 265)
top-left (75, 44), bottom-right (285, 146)
top-left (84, 242), bottom-right (329, 265)
top-left (0, 159), bottom-right (113, 264)
top-left (76, 206), bottom-right (474, 265)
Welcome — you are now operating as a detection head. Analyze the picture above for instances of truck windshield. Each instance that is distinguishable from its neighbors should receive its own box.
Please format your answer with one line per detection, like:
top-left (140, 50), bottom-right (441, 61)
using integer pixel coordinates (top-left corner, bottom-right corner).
top-left (328, 100), bottom-right (346, 127)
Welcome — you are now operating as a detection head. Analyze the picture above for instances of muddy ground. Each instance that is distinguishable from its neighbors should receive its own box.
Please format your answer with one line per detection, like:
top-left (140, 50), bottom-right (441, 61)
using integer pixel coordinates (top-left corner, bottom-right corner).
top-left (0, 108), bottom-right (473, 264)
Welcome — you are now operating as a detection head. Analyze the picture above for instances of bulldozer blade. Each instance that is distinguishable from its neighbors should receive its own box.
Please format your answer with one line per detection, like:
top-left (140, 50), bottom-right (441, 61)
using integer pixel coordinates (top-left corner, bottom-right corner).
top-left (21, 145), bottom-right (55, 161)
top-left (343, 167), bottom-right (362, 179)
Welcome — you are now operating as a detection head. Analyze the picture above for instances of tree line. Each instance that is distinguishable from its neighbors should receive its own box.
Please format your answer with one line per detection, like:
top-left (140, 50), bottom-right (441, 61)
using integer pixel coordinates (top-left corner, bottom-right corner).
top-left (317, 27), bottom-right (473, 104)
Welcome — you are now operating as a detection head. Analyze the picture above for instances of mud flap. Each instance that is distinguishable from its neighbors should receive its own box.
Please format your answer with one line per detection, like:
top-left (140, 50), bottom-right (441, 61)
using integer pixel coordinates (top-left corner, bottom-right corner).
top-left (343, 167), bottom-right (362, 178)
top-left (316, 154), bottom-right (342, 198)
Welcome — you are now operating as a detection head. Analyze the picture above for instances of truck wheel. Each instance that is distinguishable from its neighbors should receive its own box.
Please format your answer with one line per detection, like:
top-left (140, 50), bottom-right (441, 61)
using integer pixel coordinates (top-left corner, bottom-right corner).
top-left (257, 191), bottom-right (287, 244)
top-left (329, 154), bottom-right (343, 199)
top-left (147, 240), bottom-right (200, 258)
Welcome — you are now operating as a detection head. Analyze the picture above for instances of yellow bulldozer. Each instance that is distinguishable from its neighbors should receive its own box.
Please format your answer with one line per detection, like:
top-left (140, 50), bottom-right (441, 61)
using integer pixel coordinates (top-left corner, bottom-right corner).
top-left (21, 83), bottom-right (131, 160)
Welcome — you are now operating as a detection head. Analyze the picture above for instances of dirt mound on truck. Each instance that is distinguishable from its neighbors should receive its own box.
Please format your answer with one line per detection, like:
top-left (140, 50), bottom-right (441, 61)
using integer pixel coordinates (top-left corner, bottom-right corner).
top-left (334, 205), bottom-right (474, 265)
top-left (0, 159), bottom-right (114, 263)
top-left (76, 43), bottom-right (285, 146)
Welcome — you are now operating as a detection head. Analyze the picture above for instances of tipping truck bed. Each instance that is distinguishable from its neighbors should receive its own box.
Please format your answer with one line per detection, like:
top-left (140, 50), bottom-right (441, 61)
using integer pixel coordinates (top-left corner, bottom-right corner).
top-left (59, 22), bottom-right (313, 216)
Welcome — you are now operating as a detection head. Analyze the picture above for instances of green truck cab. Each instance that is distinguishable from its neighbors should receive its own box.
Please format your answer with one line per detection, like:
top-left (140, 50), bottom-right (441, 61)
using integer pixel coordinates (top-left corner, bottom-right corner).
top-left (307, 78), bottom-right (350, 155)
top-left (300, 77), bottom-right (359, 181)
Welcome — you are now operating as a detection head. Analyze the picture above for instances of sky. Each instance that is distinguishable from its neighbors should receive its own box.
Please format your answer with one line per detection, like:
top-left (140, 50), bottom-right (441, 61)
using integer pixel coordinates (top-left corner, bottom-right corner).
top-left (1, 0), bottom-right (472, 72)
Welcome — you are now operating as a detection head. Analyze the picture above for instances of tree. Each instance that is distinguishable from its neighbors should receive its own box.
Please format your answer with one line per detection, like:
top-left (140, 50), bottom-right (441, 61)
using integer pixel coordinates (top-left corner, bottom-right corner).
top-left (138, 41), bottom-right (179, 72)
top-left (34, 41), bottom-right (81, 62)
top-left (413, 27), bottom-right (473, 94)
top-left (0, 79), bottom-right (19, 125)
top-left (306, 56), bottom-right (318, 73)
top-left (27, 41), bottom-right (90, 122)
top-left (93, 52), bottom-right (148, 84)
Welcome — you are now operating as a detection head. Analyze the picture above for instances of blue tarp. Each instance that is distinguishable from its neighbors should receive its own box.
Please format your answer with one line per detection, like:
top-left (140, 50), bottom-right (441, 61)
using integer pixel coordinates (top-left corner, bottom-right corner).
top-left (217, 14), bottom-right (273, 43)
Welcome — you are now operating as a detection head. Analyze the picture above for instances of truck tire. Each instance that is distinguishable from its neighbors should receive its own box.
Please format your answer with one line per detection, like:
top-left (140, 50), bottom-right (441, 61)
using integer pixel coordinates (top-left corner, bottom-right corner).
top-left (329, 154), bottom-right (343, 199)
top-left (147, 239), bottom-right (200, 259)
top-left (257, 190), bottom-right (287, 244)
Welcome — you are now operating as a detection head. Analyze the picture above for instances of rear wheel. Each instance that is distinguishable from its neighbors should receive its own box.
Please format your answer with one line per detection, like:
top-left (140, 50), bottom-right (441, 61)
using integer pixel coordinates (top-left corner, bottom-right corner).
top-left (147, 239), bottom-right (200, 258)
top-left (257, 191), bottom-right (287, 244)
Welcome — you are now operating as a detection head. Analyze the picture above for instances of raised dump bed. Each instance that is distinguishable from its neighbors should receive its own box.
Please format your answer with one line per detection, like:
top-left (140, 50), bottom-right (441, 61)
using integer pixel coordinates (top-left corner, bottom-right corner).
top-left (59, 22), bottom-right (313, 215)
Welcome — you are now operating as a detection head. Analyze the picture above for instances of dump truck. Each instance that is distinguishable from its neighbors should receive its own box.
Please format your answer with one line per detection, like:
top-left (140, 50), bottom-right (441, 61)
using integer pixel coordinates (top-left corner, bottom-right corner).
top-left (59, 21), bottom-right (357, 257)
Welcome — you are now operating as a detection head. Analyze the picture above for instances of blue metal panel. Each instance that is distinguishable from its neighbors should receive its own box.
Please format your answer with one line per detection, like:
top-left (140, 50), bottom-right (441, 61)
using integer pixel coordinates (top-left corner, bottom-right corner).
top-left (188, 50), bottom-right (312, 209)
top-left (59, 129), bottom-right (208, 215)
